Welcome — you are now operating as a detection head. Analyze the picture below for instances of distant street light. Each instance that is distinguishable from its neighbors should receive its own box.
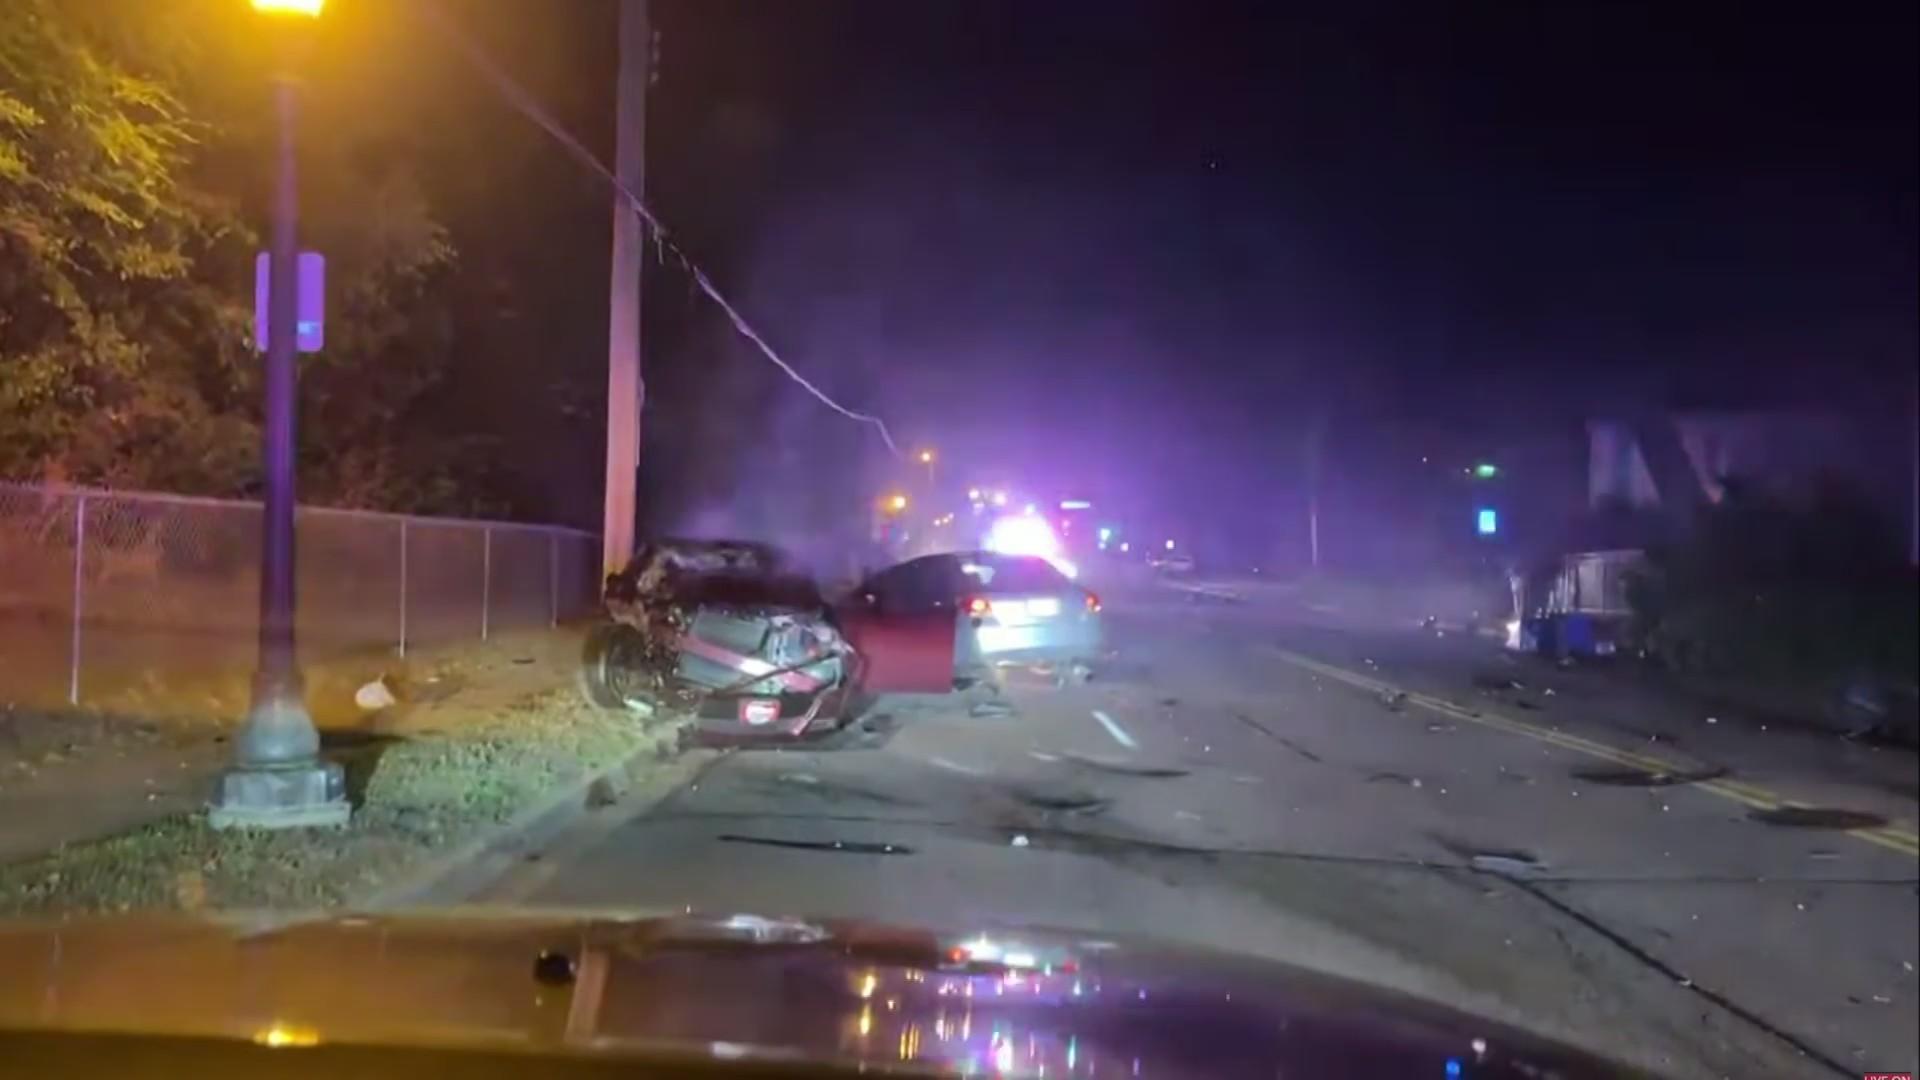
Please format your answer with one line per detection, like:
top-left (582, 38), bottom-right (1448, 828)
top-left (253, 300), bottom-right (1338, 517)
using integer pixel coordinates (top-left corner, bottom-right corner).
top-left (212, 0), bottom-right (347, 830)
top-left (886, 493), bottom-right (909, 513)
top-left (1473, 462), bottom-right (1500, 479)
top-left (916, 448), bottom-right (936, 489)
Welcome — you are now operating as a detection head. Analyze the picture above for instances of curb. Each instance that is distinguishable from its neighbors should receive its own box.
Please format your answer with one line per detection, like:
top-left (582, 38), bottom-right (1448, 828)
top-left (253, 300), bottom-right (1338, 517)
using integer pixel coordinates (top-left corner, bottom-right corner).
top-left (359, 721), bottom-right (691, 910)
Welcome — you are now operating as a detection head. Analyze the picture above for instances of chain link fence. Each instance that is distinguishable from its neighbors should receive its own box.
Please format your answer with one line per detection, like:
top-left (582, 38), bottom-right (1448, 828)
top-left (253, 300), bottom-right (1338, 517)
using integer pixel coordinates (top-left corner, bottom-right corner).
top-left (0, 483), bottom-right (601, 710)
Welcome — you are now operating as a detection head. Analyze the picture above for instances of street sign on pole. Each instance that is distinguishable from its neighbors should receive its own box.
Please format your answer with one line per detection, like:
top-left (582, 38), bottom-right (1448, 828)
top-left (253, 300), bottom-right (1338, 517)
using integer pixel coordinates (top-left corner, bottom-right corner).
top-left (254, 251), bottom-right (325, 353)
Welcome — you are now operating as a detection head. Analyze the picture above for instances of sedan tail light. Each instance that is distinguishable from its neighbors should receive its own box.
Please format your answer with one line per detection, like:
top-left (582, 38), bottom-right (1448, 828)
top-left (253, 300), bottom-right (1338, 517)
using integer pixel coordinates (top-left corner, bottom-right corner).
top-left (966, 595), bottom-right (992, 617)
top-left (1084, 591), bottom-right (1102, 613)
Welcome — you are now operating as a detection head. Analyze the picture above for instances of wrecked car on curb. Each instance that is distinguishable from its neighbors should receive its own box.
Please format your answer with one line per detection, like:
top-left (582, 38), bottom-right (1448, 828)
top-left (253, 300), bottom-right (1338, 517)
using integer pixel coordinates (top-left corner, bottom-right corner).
top-left (580, 540), bottom-right (860, 737)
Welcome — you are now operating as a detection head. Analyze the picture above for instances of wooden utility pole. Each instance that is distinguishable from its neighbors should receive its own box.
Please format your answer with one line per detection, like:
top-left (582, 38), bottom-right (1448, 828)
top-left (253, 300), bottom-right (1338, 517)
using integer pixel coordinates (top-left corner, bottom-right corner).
top-left (603, 0), bottom-right (649, 574)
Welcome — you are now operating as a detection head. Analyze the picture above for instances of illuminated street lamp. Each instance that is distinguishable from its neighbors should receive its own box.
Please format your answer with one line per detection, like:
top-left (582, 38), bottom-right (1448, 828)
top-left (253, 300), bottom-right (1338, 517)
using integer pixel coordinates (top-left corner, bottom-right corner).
top-left (885, 493), bottom-right (910, 514)
top-left (212, 0), bottom-right (347, 829)
top-left (915, 448), bottom-right (937, 489)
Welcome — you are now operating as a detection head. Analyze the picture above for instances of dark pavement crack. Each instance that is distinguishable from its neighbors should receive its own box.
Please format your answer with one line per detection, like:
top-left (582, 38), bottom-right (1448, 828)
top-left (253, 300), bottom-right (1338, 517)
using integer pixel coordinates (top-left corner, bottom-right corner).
top-left (1230, 711), bottom-right (1323, 763)
top-left (717, 834), bottom-right (914, 855)
top-left (1510, 879), bottom-right (1858, 1078)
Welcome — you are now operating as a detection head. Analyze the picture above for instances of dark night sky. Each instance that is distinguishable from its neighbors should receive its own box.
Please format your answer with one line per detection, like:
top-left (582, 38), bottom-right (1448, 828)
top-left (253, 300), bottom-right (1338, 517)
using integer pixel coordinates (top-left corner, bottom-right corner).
top-left (407, 1), bottom-right (1916, 545)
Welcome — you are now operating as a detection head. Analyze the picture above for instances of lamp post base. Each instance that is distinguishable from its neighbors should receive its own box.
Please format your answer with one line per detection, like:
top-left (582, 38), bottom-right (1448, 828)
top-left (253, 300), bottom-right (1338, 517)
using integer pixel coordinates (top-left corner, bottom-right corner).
top-left (208, 760), bottom-right (350, 830)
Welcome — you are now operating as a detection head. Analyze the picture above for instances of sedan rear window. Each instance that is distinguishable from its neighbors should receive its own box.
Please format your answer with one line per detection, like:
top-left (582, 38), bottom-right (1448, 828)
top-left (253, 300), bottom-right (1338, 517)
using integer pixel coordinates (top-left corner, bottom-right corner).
top-left (959, 555), bottom-right (1068, 594)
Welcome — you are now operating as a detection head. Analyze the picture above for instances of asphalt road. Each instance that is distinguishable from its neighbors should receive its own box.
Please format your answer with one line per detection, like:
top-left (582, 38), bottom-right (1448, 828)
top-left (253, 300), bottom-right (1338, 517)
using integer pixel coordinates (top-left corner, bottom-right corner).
top-left (471, 581), bottom-right (1919, 1080)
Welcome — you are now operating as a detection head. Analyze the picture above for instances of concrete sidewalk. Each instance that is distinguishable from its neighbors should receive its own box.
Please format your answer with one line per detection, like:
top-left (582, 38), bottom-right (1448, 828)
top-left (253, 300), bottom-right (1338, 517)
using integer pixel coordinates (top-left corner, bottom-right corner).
top-left (0, 712), bottom-right (226, 865)
top-left (0, 627), bottom-right (596, 868)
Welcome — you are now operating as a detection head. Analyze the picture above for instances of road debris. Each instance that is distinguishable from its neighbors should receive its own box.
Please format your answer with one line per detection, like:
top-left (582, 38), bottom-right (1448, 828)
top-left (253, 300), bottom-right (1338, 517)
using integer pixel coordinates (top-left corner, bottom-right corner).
top-left (1569, 765), bottom-right (1728, 788)
top-left (1472, 854), bottom-right (1541, 876)
top-left (1749, 806), bottom-right (1888, 830)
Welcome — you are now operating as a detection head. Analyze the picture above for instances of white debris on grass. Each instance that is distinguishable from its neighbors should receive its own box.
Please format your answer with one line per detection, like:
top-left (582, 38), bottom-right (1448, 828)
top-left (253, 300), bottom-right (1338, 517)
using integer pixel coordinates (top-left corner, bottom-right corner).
top-left (354, 678), bottom-right (397, 711)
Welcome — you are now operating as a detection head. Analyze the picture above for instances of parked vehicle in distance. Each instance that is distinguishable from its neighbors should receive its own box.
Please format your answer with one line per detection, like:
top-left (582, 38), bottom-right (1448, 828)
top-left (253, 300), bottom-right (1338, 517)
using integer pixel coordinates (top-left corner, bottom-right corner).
top-left (1148, 549), bottom-right (1195, 575)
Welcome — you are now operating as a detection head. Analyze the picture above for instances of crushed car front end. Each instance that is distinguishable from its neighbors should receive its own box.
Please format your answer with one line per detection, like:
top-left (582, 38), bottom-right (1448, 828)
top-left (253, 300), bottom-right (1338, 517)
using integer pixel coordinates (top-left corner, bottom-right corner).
top-left (581, 540), bottom-right (856, 738)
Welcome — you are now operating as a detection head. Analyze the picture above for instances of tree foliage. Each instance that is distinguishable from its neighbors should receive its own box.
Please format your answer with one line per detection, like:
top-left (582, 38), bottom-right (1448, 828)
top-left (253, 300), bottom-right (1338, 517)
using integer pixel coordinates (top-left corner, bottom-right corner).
top-left (0, 0), bottom-right (491, 514)
top-left (0, 0), bottom-right (257, 489)
top-left (1626, 480), bottom-right (1918, 685)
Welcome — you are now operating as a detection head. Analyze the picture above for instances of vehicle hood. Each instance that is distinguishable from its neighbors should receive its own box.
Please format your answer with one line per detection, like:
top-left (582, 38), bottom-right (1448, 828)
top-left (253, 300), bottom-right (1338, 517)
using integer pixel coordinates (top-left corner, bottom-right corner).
top-left (0, 909), bottom-right (1640, 1077)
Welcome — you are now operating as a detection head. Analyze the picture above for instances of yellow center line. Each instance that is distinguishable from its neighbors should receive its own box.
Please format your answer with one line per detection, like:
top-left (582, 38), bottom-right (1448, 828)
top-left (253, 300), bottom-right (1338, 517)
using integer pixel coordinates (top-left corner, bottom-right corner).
top-left (1264, 647), bottom-right (1919, 859)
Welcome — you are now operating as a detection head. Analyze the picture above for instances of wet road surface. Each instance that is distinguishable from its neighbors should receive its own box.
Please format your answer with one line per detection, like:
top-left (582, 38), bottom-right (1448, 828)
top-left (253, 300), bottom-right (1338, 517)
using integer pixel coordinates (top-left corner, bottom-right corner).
top-left (471, 582), bottom-right (1919, 1079)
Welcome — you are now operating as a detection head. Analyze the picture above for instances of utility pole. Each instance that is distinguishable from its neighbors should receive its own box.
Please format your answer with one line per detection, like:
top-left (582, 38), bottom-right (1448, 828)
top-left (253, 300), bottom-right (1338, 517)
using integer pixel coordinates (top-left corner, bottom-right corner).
top-left (1305, 413), bottom-right (1326, 572)
top-left (603, 0), bottom-right (649, 575)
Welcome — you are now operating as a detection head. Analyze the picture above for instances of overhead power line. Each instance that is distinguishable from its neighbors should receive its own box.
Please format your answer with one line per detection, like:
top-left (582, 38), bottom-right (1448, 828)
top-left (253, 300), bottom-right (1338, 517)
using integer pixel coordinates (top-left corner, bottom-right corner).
top-left (411, 0), bottom-right (903, 459)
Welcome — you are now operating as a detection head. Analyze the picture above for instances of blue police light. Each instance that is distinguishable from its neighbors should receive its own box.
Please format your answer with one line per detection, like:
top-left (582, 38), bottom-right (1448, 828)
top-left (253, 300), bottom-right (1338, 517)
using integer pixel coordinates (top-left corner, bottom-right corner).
top-left (1476, 508), bottom-right (1498, 536)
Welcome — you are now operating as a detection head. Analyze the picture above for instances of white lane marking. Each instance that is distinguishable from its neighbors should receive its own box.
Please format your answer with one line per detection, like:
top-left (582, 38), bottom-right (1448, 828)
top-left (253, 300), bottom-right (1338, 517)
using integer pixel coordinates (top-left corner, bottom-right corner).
top-left (1028, 750), bottom-right (1061, 763)
top-left (927, 755), bottom-right (985, 776)
top-left (1090, 709), bottom-right (1139, 751)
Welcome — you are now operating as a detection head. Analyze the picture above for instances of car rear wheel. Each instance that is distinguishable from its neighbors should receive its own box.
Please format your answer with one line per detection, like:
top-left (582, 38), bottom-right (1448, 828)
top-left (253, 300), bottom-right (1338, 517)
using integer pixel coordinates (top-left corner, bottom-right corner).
top-left (579, 624), bottom-right (658, 715)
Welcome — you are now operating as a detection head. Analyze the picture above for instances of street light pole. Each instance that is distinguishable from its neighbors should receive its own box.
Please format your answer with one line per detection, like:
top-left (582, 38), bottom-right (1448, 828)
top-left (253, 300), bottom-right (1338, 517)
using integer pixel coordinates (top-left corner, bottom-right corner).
top-left (211, 1), bottom-right (346, 829)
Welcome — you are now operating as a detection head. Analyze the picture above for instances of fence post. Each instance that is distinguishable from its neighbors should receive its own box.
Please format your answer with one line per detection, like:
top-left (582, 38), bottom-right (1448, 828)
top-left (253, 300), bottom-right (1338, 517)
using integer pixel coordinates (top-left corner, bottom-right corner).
top-left (68, 493), bottom-right (87, 706)
top-left (548, 532), bottom-right (559, 627)
top-left (480, 525), bottom-right (492, 641)
top-left (398, 519), bottom-right (409, 658)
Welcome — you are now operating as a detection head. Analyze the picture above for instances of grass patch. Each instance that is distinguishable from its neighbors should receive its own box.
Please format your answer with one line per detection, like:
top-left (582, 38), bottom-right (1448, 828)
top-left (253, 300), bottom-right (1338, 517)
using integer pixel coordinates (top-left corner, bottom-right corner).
top-left (0, 689), bottom-right (664, 915)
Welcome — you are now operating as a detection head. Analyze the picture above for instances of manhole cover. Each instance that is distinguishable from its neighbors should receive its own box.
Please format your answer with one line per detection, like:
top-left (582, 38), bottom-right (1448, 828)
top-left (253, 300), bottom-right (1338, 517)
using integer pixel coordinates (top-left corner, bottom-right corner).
top-left (1749, 807), bottom-right (1887, 830)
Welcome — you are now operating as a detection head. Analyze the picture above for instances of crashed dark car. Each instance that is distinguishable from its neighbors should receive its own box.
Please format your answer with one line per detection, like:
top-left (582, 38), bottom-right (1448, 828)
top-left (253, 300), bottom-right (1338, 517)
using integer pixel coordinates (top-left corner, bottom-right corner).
top-left (580, 540), bottom-right (859, 737)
